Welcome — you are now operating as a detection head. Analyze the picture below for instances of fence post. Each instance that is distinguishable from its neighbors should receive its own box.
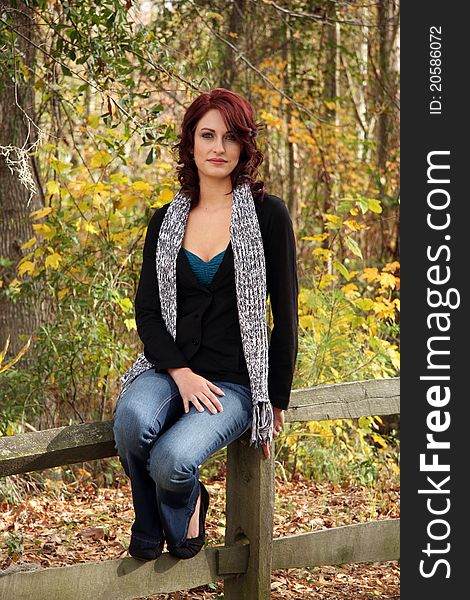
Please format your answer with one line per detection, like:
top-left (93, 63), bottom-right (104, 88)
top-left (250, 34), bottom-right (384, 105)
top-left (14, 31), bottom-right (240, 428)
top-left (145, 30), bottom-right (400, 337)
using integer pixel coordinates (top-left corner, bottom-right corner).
top-left (223, 430), bottom-right (274, 599)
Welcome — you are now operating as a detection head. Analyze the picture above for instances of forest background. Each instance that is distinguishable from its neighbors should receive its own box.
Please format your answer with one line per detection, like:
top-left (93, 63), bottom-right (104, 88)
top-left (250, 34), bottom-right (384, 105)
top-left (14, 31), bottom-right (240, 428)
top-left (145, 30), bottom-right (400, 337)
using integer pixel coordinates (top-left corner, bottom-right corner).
top-left (0, 0), bottom-right (400, 582)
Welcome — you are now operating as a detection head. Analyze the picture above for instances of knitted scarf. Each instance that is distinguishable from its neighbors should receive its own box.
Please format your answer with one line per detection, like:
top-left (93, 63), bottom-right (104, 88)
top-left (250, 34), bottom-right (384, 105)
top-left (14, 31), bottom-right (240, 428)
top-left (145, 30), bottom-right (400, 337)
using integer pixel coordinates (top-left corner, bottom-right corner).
top-left (115, 181), bottom-right (273, 448)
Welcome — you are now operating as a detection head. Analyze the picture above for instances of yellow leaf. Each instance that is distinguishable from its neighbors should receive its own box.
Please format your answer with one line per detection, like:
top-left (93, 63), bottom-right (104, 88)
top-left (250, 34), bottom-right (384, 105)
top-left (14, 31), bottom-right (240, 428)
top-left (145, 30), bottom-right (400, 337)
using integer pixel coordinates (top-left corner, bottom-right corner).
top-left (343, 219), bottom-right (363, 231)
top-left (57, 288), bottom-right (69, 300)
top-left (90, 150), bottom-right (111, 168)
top-left (319, 274), bottom-right (337, 289)
top-left (159, 188), bottom-right (174, 202)
top-left (117, 194), bottom-right (138, 209)
top-left (379, 272), bottom-right (397, 289)
top-left (18, 260), bottom-right (35, 276)
top-left (32, 223), bottom-right (55, 239)
top-left (312, 247), bottom-right (331, 260)
top-left (359, 267), bottom-right (379, 283)
top-left (9, 278), bottom-right (22, 292)
top-left (132, 181), bottom-right (152, 194)
top-left (383, 261), bottom-right (400, 273)
top-left (83, 222), bottom-right (99, 234)
top-left (372, 299), bottom-right (396, 319)
top-left (354, 298), bottom-right (375, 310)
top-left (299, 315), bottom-right (315, 330)
top-left (118, 297), bottom-right (133, 313)
top-left (124, 318), bottom-right (136, 331)
top-left (88, 114), bottom-right (100, 129)
top-left (302, 233), bottom-right (329, 242)
top-left (45, 180), bottom-right (60, 195)
top-left (368, 199), bottom-right (383, 214)
top-left (110, 173), bottom-right (129, 184)
top-left (92, 194), bottom-right (106, 208)
top-left (30, 206), bottom-right (53, 221)
top-left (371, 433), bottom-right (388, 448)
top-left (105, 128), bottom-right (122, 140)
top-left (21, 237), bottom-right (37, 250)
top-left (0, 335), bottom-right (32, 373)
top-left (341, 283), bottom-right (358, 294)
top-left (323, 213), bottom-right (342, 224)
top-left (45, 253), bottom-right (61, 269)
top-left (156, 162), bottom-right (172, 171)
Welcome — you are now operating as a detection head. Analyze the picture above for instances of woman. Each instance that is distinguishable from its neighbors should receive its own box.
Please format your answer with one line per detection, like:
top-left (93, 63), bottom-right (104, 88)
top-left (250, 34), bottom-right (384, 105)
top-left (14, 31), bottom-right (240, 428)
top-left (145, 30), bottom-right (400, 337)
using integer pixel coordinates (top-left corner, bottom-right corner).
top-left (113, 88), bottom-right (298, 562)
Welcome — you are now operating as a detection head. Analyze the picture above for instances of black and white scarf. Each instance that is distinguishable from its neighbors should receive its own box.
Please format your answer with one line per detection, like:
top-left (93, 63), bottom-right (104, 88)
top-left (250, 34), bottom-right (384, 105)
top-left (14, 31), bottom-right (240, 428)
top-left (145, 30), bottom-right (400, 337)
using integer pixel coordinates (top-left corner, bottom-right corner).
top-left (115, 181), bottom-right (273, 448)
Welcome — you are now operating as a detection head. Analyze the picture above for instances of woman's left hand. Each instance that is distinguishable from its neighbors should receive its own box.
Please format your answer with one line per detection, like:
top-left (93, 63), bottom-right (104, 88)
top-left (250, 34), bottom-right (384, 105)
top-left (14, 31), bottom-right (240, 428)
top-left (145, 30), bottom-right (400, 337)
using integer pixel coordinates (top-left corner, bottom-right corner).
top-left (261, 407), bottom-right (285, 460)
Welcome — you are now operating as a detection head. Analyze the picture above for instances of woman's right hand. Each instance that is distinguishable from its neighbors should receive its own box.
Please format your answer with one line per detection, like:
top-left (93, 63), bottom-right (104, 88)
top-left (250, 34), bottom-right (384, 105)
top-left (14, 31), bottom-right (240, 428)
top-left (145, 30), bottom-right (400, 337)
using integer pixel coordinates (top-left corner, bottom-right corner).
top-left (167, 367), bottom-right (225, 414)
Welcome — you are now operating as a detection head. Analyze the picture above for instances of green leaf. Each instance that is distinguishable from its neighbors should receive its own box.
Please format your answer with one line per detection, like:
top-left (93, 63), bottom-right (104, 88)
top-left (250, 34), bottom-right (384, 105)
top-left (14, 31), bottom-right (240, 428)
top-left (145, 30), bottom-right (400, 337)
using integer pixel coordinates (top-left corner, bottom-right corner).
top-left (367, 198), bottom-right (383, 214)
top-left (355, 298), bottom-right (374, 310)
top-left (345, 236), bottom-right (363, 259)
top-left (150, 104), bottom-right (163, 114)
top-left (355, 198), bottom-right (369, 214)
top-left (333, 261), bottom-right (350, 279)
top-left (145, 148), bottom-right (154, 165)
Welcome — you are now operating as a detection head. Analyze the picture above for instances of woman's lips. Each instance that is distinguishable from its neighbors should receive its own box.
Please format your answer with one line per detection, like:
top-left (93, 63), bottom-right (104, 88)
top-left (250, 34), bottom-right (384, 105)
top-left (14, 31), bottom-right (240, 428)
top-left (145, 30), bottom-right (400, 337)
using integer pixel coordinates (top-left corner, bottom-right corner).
top-left (208, 159), bottom-right (227, 163)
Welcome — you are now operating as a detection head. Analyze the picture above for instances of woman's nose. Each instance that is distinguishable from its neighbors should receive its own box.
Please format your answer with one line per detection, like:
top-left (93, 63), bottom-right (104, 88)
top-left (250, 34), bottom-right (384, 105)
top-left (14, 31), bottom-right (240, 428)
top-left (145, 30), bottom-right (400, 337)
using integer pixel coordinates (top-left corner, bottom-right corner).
top-left (213, 136), bottom-right (225, 153)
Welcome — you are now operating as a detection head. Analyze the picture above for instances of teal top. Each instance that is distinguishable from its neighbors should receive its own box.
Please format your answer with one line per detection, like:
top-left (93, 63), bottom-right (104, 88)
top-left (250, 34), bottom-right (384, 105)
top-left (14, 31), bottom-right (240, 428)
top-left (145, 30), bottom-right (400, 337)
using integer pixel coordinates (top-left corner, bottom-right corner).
top-left (182, 248), bottom-right (225, 287)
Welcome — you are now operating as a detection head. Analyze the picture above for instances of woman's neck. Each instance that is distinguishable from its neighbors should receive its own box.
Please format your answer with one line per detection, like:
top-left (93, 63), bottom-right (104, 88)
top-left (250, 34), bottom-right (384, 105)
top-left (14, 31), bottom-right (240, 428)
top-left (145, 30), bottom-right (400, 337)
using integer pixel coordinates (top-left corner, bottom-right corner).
top-left (198, 177), bottom-right (233, 210)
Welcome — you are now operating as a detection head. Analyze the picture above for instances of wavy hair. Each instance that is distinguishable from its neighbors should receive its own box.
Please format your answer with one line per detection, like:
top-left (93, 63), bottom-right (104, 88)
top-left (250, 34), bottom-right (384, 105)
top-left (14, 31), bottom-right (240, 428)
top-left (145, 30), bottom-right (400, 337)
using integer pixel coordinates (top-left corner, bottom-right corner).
top-left (173, 88), bottom-right (265, 205)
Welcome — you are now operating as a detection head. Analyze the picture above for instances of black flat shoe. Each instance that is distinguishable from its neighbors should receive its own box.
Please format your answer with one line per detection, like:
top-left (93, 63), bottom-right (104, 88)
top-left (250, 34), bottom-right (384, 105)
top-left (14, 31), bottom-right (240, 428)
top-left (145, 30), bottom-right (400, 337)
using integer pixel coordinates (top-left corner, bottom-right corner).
top-left (128, 537), bottom-right (165, 561)
top-left (168, 481), bottom-right (209, 560)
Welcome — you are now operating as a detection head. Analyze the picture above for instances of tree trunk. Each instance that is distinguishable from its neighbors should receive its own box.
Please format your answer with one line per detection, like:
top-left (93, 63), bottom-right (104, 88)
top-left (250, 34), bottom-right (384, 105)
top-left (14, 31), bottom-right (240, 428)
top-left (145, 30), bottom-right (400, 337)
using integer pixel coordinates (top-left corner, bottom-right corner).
top-left (0, 2), bottom-right (43, 361)
top-left (282, 21), bottom-right (297, 230)
top-left (319, 3), bottom-right (339, 279)
top-left (376, 0), bottom-right (400, 171)
top-left (220, 0), bottom-right (245, 89)
top-left (376, 0), bottom-right (400, 260)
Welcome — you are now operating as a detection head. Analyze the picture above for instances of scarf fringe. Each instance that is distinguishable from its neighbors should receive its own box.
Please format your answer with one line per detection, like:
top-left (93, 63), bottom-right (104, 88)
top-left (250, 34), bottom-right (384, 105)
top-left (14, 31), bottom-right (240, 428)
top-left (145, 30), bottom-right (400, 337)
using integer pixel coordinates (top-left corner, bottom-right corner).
top-left (250, 400), bottom-right (274, 448)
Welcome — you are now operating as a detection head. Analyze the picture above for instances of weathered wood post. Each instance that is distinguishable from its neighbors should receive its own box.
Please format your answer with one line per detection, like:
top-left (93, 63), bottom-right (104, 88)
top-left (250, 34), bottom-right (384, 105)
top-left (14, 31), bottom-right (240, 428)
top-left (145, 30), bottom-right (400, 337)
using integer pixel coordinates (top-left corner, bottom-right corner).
top-left (223, 430), bottom-right (274, 599)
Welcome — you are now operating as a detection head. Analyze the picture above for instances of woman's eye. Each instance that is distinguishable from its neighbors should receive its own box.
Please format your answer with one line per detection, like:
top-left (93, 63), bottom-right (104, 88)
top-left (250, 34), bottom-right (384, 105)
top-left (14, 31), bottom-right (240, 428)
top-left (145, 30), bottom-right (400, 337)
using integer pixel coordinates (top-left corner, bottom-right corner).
top-left (201, 132), bottom-right (236, 141)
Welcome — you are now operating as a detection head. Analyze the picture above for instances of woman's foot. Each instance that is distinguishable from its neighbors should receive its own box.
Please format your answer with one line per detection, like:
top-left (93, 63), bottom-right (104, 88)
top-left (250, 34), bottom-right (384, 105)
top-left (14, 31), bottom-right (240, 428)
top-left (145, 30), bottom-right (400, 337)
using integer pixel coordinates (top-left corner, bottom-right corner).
top-left (187, 489), bottom-right (201, 538)
top-left (128, 537), bottom-right (165, 561)
top-left (167, 481), bottom-right (209, 560)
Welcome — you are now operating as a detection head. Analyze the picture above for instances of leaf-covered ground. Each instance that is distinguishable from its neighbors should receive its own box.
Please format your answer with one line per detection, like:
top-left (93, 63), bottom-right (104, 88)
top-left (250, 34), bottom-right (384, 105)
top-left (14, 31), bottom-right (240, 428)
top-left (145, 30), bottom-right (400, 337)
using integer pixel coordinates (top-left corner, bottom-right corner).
top-left (0, 471), bottom-right (400, 599)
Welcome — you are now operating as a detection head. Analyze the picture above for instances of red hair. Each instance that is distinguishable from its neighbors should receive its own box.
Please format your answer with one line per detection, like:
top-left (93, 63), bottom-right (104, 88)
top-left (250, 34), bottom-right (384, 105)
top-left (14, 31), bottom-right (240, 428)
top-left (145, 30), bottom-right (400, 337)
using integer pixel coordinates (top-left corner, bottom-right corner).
top-left (173, 88), bottom-right (265, 205)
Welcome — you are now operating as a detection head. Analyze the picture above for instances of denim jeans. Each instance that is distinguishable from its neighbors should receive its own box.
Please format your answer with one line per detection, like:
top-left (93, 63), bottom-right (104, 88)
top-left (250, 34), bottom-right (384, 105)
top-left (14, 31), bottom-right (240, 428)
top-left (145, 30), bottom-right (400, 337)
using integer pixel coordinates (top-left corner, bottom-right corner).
top-left (112, 368), bottom-right (253, 549)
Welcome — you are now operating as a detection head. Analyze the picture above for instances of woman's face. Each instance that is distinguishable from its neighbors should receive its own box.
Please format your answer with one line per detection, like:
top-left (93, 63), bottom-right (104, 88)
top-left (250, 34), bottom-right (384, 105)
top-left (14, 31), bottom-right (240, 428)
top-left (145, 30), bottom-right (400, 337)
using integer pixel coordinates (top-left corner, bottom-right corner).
top-left (192, 108), bottom-right (241, 183)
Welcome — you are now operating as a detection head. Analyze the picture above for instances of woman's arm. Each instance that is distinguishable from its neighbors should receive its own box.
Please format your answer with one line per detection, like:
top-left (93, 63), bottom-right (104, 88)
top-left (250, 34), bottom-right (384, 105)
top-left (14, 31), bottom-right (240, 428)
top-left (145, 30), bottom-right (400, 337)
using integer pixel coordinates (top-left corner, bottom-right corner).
top-left (265, 196), bottom-right (299, 411)
top-left (134, 207), bottom-right (189, 371)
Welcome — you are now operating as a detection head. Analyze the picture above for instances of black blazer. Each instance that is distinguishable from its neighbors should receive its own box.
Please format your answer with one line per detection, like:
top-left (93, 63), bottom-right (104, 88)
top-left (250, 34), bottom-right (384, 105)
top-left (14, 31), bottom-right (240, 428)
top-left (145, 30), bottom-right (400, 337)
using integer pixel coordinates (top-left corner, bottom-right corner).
top-left (134, 192), bottom-right (298, 410)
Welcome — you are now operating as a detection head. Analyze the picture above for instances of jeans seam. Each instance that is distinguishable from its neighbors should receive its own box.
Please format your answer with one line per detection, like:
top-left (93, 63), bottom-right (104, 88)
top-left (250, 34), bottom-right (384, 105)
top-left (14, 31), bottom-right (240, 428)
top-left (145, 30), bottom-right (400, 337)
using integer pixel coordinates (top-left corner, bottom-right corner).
top-left (149, 385), bottom-right (181, 432)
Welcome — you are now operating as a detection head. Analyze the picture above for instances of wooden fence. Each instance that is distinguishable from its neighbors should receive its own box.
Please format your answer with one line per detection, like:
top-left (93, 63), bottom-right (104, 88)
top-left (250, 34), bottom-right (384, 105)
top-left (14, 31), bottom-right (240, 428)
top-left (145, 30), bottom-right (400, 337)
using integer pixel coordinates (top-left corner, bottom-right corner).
top-left (0, 377), bottom-right (400, 599)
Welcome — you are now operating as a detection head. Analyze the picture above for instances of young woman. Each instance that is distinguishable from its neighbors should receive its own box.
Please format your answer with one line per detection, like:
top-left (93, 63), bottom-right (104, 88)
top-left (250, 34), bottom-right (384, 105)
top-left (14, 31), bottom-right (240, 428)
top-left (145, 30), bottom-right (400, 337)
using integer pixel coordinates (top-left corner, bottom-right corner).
top-left (113, 88), bottom-right (298, 561)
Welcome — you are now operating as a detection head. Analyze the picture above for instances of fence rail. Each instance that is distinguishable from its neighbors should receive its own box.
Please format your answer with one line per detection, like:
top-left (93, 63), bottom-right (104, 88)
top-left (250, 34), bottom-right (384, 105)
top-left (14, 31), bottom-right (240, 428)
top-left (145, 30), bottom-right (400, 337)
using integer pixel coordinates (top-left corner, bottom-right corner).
top-left (0, 377), bottom-right (400, 599)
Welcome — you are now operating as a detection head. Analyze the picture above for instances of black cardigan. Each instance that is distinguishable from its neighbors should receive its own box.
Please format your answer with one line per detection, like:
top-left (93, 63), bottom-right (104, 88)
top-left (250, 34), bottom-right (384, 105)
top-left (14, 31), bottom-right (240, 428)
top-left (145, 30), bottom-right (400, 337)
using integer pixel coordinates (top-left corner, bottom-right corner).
top-left (134, 192), bottom-right (298, 410)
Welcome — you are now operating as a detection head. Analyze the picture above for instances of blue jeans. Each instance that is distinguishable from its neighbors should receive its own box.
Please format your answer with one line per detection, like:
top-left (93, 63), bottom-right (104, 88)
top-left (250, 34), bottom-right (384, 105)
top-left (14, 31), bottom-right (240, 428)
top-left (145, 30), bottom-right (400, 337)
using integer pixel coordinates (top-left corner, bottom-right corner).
top-left (112, 369), bottom-right (253, 549)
